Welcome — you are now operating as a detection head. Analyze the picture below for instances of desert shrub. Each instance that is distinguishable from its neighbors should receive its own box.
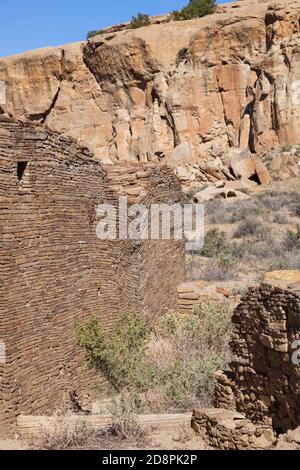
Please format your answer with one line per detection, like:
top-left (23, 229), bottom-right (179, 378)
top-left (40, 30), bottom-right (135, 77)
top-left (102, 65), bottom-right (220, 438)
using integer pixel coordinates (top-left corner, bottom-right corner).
top-left (130, 13), bottom-right (150, 29)
top-left (86, 29), bottom-right (104, 39)
top-left (281, 143), bottom-right (292, 152)
top-left (200, 228), bottom-right (227, 257)
top-left (32, 412), bottom-right (92, 450)
top-left (195, 300), bottom-right (233, 350)
top-left (186, 253), bottom-right (203, 280)
top-left (284, 226), bottom-right (300, 251)
top-left (75, 312), bottom-right (152, 392)
top-left (291, 203), bottom-right (300, 217)
top-left (171, 0), bottom-right (217, 21)
top-left (267, 250), bottom-right (300, 271)
top-left (109, 393), bottom-right (143, 440)
top-left (199, 257), bottom-right (237, 282)
top-left (272, 209), bottom-right (290, 224)
top-left (77, 301), bottom-right (233, 413)
top-left (257, 190), bottom-right (300, 212)
top-left (149, 302), bottom-right (233, 409)
top-left (233, 216), bottom-right (268, 239)
top-left (207, 199), bottom-right (271, 225)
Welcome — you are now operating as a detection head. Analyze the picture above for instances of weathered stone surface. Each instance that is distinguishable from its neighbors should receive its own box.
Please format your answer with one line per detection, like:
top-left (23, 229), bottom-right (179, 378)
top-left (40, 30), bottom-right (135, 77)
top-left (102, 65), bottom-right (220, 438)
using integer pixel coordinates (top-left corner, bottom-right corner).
top-left (263, 147), bottom-right (300, 180)
top-left (229, 149), bottom-right (271, 184)
top-left (215, 271), bottom-right (300, 433)
top-left (192, 408), bottom-right (276, 450)
top-left (0, 117), bottom-right (185, 434)
top-left (193, 186), bottom-right (250, 204)
top-left (1, 0), bottom-right (300, 178)
top-left (275, 427), bottom-right (300, 450)
top-left (176, 281), bottom-right (234, 313)
top-left (230, 149), bottom-right (257, 180)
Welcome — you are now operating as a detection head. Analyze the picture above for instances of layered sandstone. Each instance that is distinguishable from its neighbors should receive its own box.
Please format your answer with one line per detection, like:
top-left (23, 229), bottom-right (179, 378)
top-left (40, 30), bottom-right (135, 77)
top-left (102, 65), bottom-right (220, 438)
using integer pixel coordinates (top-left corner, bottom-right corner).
top-left (1, 0), bottom-right (300, 183)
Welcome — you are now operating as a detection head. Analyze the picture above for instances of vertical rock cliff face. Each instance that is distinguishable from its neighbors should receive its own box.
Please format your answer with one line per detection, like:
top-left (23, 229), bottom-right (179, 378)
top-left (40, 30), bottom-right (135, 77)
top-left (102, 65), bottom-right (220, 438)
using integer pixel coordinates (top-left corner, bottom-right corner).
top-left (0, 0), bottom-right (300, 168)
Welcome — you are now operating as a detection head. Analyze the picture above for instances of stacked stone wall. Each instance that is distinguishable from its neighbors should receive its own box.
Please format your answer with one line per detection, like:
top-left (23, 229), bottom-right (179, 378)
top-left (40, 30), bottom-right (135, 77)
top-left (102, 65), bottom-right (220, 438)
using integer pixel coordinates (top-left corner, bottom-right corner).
top-left (215, 275), bottom-right (300, 433)
top-left (0, 117), bottom-right (185, 432)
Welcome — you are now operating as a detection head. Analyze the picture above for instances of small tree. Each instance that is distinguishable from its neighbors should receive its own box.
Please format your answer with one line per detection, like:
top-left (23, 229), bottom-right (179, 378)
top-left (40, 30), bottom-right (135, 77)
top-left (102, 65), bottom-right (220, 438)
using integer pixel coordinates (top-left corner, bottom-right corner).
top-left (130, 13), bottom-right (150, 29)
top-left (86, 29), bottom-right (104, 40)
top-left (172, 0), bottom-right (217, 21)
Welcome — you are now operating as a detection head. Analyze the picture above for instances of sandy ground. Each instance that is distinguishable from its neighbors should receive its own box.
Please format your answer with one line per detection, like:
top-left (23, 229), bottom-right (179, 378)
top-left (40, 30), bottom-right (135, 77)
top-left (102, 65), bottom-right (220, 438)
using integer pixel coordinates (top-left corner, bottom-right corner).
top-left (0, 439), bottom-right (28, 450)
top-left (0, 425), bottom-right (206, 451)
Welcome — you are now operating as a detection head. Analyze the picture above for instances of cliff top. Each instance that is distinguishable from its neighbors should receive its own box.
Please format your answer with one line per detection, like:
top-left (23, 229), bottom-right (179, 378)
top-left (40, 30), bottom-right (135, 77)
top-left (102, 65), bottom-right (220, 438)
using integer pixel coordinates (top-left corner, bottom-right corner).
top-left (1, 0), bottom-right (298, 62)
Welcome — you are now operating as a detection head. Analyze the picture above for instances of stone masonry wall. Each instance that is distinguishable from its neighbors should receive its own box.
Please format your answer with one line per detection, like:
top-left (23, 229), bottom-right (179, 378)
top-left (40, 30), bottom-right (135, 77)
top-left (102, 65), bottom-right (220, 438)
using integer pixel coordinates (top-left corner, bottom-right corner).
top-left (192, 408), bottom-right (276, 450)
top-left (214, 272), bottom-right (300, 433)
top-left (0, 117), bottom-right (185, 432)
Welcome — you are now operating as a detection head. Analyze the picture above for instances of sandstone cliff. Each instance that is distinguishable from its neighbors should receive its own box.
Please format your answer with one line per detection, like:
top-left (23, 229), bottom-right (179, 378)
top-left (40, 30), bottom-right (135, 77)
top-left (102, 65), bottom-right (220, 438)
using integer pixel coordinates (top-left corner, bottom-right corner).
top-left (1, 0), bottom-right (300, 182)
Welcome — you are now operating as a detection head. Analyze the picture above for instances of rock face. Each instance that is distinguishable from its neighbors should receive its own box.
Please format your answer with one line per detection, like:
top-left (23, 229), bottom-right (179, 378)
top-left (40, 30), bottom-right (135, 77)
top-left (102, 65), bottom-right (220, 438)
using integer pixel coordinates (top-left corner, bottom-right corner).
top-left (1, 0), bottom-right (300, 176)
top-left (263, 145), bottom-right (300, 179)
top-left (0, 116), bottom-right (185, 433)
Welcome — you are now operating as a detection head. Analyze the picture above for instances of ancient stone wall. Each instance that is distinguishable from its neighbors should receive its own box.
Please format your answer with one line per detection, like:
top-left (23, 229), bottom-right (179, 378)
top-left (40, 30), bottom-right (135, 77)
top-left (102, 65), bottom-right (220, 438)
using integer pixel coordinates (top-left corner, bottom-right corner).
top-left (0, 117), bottom-right (185, 432)
top-left (192, 408), bottom-right (276, 450)
top-left (214, 272), bottom-right (300, 433)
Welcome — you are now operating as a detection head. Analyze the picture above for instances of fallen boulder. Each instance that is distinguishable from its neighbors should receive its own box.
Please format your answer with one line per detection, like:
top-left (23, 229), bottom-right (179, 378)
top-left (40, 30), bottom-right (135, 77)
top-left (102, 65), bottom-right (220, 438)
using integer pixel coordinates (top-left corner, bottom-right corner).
top-left (230, 148), bottom-right (271, 185)
top-left (193, 186), bottom-right (249, 204)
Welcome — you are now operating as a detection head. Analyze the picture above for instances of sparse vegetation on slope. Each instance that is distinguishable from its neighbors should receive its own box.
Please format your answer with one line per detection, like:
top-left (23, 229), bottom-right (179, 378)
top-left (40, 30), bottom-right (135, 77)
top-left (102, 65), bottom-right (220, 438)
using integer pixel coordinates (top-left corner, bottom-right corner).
top-left (187, 185), bottom-right (300, 284)
top-left (171, 0), bottom-right (217, 21)
top-left (86, 29), bottom-right (105, 39)
top-left (130, 13), bottom-right (150, 29)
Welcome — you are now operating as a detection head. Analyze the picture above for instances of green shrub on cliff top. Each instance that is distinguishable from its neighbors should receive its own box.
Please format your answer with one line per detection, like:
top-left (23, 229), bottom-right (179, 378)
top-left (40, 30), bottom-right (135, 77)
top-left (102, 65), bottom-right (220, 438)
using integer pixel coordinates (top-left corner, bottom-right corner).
top-left (86, 29), bottom-right (105, 39)
top-left (171, 0), bottom-right (217, 21)
top-left (130, 13), bottom-right (150, 29)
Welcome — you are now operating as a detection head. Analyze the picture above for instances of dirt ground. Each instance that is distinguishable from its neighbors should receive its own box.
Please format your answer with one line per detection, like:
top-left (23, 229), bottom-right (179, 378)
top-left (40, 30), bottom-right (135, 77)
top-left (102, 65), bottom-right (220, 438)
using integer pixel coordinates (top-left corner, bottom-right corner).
top-left (0, 425), bottom-right (206, 451)
top-left (0, 439), bottom-right (28, 450)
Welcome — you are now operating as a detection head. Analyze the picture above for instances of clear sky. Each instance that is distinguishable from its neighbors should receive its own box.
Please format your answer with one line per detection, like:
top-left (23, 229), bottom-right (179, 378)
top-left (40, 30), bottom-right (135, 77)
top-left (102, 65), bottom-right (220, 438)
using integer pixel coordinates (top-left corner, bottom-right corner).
top-left (0, 0), bottom-right (230, 58)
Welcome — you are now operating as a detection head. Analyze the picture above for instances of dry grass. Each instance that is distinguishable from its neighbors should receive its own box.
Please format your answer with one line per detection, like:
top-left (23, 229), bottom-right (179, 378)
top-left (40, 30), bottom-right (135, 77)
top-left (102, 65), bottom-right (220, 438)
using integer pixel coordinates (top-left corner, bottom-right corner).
top-left (30, 412), bottom-right (94, 450)
top-left (188, 183), bottom-right (300, 284)
top-left (142, 301), bottom-right (233, 411)
top-left (109, 394), bottom-right (145, 440)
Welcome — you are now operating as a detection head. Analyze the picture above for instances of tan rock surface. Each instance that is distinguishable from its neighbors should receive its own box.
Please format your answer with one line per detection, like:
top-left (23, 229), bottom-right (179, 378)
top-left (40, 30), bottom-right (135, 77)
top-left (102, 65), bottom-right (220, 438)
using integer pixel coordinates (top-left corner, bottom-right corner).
top-left (1, 0), bottom-right (300, 171)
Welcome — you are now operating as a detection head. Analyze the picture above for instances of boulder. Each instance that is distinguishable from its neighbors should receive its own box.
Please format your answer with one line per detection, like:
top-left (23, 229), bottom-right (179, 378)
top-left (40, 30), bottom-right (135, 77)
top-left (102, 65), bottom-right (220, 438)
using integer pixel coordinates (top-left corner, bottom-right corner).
top-left (275, 427), bottom-right (300, 450)
top-left (230, 149), bottom-right (256, 180)
top-left (253, 157), bottom-right (272, 185)
top-left (263, 148), bottom-right (300, 180)
top-left (230, 149), bottom-right (271, 185)
top-left (193, 186), bottom-right (250, 204)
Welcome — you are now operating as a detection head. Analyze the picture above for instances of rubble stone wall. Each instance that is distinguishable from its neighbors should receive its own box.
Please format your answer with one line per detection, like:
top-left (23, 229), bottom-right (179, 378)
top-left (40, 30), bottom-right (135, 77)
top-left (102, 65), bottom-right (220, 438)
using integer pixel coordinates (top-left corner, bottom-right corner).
top-left (192, 408), bottom-right (276, 450)
top-left (0, 117), bottom-right (185, 432)
top-left (215, 276), bottom-right (300, 433)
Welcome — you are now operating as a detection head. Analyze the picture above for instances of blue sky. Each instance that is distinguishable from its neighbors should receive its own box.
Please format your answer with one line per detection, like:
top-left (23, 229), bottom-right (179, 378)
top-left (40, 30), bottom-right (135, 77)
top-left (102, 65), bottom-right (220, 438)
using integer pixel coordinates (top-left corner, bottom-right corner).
top-left (0, 1), bottom-right (230, 58)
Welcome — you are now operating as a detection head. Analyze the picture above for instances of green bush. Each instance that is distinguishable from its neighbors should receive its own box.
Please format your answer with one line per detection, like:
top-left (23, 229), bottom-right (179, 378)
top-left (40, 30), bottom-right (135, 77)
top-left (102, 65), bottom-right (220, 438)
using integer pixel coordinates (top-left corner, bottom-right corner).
top-left (130, 13), bottom-right (150, 29)
top-left (200, 228), bottom-right (227, 258)
top-left (75, 312), bottom-right (152, 392)
top-left (76, 300), bottom-right (233, 412)
top-left (281, 143), bottom-right (293, 152)
top-left (171, 0), bottom-right (216, 21)
top-left (86, 29), bottom-right (105, 40)
top-left (151, 301), bottom-right (233, 409)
